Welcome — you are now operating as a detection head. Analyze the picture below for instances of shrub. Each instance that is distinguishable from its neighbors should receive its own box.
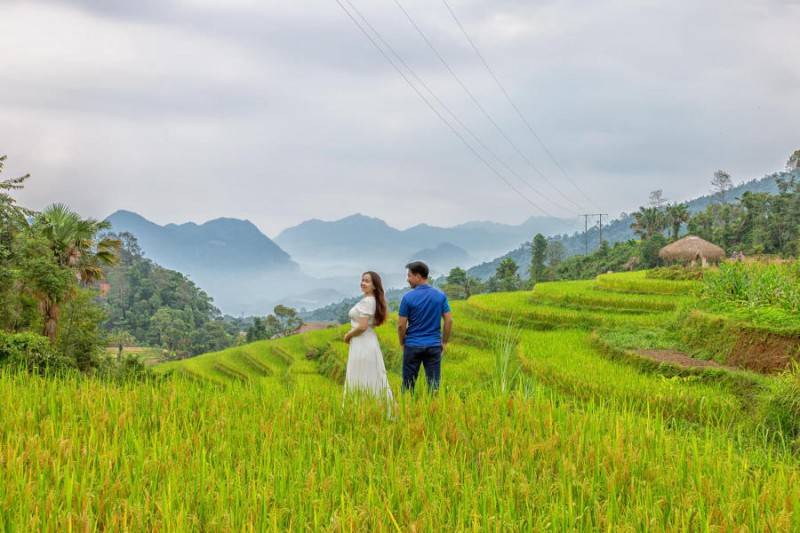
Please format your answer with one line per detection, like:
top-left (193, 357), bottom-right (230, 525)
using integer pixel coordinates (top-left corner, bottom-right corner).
top-left (0, 331), bottom-right (75, 374)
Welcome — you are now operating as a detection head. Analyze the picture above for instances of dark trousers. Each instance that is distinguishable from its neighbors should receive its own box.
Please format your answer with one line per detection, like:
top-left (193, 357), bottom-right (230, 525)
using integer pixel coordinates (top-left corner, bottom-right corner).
top-left (402, 345), bottom-right (442, 392)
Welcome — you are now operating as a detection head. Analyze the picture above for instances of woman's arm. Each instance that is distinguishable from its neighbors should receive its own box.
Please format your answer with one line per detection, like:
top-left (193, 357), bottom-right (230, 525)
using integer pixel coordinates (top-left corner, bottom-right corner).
top-left (344, 316), bottom-right (369, 344)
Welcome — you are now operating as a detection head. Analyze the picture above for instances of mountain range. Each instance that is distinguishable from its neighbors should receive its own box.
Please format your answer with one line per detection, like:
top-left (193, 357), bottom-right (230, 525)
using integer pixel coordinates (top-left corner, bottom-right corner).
top-left (274, 214), bottom-right (580, 278)
top-left (106, 210), bottom-right (578, 315)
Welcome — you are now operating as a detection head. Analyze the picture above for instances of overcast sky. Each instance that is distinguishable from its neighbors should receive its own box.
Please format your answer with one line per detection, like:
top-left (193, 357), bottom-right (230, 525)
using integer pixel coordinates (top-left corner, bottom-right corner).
top-left (2, 0), bottom-right (798, 237)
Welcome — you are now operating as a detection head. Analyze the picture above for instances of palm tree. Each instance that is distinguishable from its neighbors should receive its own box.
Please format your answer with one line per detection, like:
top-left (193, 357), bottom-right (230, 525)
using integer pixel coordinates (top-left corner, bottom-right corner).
top-left (630, 207), bottom-right (666, 239)
top-left (31, 204), bottom-right (121, 342)
top-left (665, 203), bottom-right (690, 241)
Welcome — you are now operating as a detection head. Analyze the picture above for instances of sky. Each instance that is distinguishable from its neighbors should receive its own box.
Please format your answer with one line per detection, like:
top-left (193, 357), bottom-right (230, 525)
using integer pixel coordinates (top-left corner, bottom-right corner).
top-left (2, 0), bottom-right (798, 237)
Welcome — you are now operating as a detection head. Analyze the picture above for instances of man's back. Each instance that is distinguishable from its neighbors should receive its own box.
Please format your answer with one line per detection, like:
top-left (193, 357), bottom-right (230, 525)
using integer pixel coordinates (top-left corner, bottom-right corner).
top-left (399, 284), bottom-right (450, 348)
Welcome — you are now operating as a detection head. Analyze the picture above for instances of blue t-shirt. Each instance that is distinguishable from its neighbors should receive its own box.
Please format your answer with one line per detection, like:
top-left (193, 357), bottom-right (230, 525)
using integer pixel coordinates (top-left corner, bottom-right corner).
top-left (399, 284), bottom-right (451, 348)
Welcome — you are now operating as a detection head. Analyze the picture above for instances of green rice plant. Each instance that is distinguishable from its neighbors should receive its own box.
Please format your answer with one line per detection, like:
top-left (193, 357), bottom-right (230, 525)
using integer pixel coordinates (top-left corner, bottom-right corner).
top-left (596, 271), bottom-right (700, 295)
top-left (532, 279), bottom-right (688, 312)
top-left (516, 329), bottom-right (744, 427)
top-left (465, 292), bottom-right (671, 330)
top-left (2, 370), bottom-right (800, 531)
top-left (761, 362), bottom-right (800, 443)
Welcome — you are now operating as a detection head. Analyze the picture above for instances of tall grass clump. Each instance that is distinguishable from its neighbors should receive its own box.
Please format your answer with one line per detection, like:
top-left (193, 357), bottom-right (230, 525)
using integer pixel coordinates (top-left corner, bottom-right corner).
top-left (489, 318), bottom-right (525, 396)
top-left (702, 261), bottom-right (800, 312)
top-left (762, 362), bottom-right (800, 443)
top-left (700, 261), bottom-right (800, 332)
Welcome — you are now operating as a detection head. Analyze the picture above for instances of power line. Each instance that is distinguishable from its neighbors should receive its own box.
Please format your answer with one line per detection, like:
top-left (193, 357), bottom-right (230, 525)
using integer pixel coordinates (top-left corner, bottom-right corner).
top-left (441, 0), bottom-right (600, 211)
top-left (332, 0), bottom-right (554, 217)
top-left (580, 213), bottom-right (607, 254)
top-left (342, 0), bottom-right (574, 214)
top-left (392, 0), bottom-right (585, 213)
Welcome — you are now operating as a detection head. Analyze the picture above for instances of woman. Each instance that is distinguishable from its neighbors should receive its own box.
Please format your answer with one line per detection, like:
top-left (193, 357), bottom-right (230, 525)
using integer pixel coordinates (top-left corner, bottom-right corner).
top-left (343, 271), bottom-right (393, 401)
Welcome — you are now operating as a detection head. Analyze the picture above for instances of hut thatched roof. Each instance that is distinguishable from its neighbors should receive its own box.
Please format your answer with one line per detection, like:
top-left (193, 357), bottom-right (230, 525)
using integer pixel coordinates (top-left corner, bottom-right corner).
top-left (659, 235), bottom-right (725, 262)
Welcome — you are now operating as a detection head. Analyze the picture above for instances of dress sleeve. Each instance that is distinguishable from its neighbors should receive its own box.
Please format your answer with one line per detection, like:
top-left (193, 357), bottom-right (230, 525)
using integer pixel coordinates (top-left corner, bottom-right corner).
top-left (354, 297), bottom-right (376, 318)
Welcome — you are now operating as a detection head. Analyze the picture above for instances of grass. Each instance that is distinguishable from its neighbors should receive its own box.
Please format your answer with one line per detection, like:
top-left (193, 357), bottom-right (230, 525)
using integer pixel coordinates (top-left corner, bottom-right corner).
top-left (3, 270), bottom-right (800, 530)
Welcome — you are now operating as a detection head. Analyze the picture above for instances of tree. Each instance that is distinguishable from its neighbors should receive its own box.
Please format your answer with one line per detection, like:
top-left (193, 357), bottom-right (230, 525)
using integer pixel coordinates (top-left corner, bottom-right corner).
top-left (31, 204), bottom-right (120, 342)
top-left (630, 207), bottom-right (666, 239)
top-left (246, 317), bottom-right (268, 342)
top-left (530, 233), bottom-right (548, 284)
top-left (649, 190), bottom-right (667, 209)
top-left (665, 203), bottom-right (690, 241)
top-left (546, 240), bottom-right (566, 269)
top-left (150, 307), bottom-right (191, 354)
top-left (492, 258), bottom-right (521, 292)
top-left (272, 305), bottom-right (303, 337)
top-left (787, 149), bottom-right (800, 171)
top-left (711, 170), bottom-right (733, 203)
top-left (640, 234), bottom-right (667, 268)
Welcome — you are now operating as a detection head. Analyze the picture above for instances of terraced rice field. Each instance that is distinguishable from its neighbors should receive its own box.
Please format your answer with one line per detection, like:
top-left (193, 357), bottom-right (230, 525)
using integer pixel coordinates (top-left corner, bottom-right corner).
top-left (2, 272), bottom-right (798, 530)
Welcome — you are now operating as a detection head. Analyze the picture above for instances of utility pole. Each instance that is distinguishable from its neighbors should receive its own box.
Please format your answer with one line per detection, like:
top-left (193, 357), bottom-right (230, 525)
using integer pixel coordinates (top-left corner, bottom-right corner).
top-left (597, 213), bottom-right (609, 247)
top-left (581, 213), bottom-right (608, 254)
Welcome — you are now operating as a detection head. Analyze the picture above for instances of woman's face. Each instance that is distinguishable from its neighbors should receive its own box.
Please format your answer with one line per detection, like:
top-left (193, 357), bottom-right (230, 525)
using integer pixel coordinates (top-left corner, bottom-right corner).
top-left (360, 273), bottom-right (375, 295)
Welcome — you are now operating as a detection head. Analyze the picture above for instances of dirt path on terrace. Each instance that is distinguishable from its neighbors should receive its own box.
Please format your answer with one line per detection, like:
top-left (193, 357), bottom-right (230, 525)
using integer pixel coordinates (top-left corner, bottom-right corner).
top-left (636, 349), bottom-right (737, 371)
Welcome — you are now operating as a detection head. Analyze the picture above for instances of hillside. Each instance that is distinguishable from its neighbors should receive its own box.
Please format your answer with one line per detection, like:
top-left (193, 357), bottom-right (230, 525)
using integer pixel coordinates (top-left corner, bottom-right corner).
top-left (468, 171), bottom-right (791, 280)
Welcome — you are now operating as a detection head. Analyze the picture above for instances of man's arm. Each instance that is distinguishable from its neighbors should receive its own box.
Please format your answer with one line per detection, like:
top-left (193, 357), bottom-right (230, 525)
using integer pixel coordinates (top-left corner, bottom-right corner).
top-left (441, 311), bottom-right (453, 350)
top-left (397, 316), bottom-right (408, 347)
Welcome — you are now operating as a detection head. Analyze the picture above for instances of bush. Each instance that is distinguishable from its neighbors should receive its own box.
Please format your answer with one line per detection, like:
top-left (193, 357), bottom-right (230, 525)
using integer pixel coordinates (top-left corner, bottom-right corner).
top-left (0, 331), bottom-right (75, 374)
top-left (640, 235), bottom-right (668, 268)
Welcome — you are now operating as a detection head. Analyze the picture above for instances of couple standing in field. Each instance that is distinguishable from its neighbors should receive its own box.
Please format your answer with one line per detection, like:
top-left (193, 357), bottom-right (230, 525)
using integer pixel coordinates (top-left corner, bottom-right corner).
top-left (342, 261), bottom-right (453, 400)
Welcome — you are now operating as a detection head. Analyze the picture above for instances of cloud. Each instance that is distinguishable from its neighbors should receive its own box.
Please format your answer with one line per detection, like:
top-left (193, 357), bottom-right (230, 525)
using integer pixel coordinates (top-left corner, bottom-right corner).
top-left (2, 0), bottom-right (798, 236)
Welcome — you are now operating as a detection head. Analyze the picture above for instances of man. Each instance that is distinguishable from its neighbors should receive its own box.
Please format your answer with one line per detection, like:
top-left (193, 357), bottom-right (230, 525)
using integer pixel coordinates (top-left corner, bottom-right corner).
top-left (397, 261), bottom-right (453, 392)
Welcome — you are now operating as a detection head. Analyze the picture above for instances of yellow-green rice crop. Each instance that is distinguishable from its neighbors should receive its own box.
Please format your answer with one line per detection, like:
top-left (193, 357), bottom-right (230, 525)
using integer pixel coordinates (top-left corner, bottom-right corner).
top-left (3, 271), bottom-right (798, 530)
top-left (2, 371), bottom-right (799, 531)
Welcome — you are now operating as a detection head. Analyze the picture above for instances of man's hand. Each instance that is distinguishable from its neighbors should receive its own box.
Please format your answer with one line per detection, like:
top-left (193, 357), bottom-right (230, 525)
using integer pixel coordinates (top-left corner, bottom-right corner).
top-left (397, 316), bottom-right (408, 347)
top-left (441, 341), bottom-right (448, 354)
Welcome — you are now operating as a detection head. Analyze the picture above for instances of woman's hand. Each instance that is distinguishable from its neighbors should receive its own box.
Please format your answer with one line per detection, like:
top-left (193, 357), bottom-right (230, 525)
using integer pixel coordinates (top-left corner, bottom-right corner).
top-left (343, 332), bottom-right (351, 344)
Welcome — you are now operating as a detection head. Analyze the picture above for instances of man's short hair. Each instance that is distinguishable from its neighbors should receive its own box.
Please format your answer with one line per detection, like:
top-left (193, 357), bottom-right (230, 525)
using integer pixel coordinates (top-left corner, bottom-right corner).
top-left (405, 261), bottom-right (429, 279)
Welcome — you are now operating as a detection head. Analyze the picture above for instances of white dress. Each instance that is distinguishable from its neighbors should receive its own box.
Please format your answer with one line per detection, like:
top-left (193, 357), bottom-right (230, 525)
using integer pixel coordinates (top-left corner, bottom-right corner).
top-left (345, 296), bottom-right (393, 401)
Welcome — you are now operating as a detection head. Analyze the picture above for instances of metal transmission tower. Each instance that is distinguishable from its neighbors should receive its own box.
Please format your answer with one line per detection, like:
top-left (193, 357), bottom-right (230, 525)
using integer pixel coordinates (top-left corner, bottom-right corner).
top-left (581, 213), bottom-right (608, 255)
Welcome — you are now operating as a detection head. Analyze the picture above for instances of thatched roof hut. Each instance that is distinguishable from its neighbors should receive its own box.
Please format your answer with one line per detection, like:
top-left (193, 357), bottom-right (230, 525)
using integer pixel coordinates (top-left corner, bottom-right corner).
top-left (659, 235), bottom-right (725, 267)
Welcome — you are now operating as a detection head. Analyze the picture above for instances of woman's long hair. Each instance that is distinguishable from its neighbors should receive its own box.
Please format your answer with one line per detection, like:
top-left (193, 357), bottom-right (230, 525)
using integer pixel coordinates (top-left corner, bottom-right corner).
top-left (365, 271), bottom-right (388, 327)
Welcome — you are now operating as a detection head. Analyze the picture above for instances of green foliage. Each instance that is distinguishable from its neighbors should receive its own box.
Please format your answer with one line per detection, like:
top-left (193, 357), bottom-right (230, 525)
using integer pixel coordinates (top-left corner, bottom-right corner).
top-left (56, 288), bottom-right (107, 371)
top-left (247, 305), bottom-right (303, 341)
top-left (555, 240), bottom-right (640, 280)
top-left (665, 203), bottom-right (689, 240)
top-left (529, 233), bottom-right (547, 284)
top-left (442, 266), bottom-right (483, 300)
top-left (489, 257), bottom-right (521, 292)
top-left (639, 234), bottom-right (667, 268)
top-left (687, 172), bottom-right (800, 256)
top-left (102, 232), bottom-right (232, 357)
top-left (0, 331), bottom-right (74, 374)
top-left (630, 206), bottom-right (666, 239)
